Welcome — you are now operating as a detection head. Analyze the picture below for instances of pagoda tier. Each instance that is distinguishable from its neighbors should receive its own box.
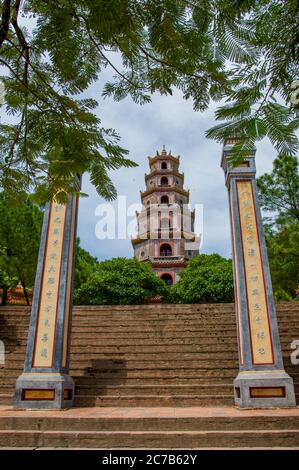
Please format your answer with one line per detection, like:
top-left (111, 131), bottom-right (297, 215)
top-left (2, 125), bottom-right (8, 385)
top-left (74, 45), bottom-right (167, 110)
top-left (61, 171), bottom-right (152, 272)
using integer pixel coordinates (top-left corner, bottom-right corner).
top-left (131, 147), bottom-right (199, 285)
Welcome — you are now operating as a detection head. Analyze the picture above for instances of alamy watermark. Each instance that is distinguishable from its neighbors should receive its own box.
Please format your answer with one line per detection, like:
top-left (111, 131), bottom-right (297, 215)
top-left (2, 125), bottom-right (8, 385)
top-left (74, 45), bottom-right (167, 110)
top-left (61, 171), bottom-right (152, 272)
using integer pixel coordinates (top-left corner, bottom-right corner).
top-left (291, 340), bottom-right (299, 365)
top-left (94, 196), bottom-right (203, 251)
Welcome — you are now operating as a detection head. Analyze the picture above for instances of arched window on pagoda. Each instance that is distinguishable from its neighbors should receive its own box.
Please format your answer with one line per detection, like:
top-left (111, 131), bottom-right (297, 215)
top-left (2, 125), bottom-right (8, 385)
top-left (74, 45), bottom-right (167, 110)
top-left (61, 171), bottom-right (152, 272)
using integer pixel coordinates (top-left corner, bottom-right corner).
top-left (160, 243), bottom-right (172, 256)
top-left (160, 273), bottom-right (173, 285)
top-left (160, 177), bottom-right (168, 186)
top-left (161, 162), bottom-right (167, 169)
top-left (160, 195), bottom-right (169, 204)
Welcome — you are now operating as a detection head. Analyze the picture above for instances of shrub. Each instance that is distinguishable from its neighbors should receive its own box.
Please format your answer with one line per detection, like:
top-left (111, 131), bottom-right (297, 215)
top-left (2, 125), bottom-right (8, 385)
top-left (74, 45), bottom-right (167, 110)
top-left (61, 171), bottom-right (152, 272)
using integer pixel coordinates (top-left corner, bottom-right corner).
top-left (169, 254), bottom-right (234, 303)
top-left (74, 257), bottom-right (167, 305)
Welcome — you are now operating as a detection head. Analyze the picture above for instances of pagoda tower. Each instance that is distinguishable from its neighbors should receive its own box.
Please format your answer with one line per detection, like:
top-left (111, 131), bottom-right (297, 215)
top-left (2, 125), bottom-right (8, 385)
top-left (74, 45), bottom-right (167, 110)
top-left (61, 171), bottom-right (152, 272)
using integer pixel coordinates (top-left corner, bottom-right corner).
top-left (132, 147), bottom-right (199, 285)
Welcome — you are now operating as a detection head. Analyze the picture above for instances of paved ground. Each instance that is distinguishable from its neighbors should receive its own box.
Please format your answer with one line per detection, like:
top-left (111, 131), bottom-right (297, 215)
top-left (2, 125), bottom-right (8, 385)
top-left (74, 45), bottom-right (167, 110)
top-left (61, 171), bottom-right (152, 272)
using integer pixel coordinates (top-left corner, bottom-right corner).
top-left (1, 405), bottom-right (299, 419)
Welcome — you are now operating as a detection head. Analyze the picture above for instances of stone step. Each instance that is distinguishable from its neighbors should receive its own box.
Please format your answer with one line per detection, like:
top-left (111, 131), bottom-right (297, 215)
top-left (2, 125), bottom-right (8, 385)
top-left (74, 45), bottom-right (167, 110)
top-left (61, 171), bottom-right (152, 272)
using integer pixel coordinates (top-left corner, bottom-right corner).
top-left (0, 334), bottom-right (240, 343)
top-left (1, 324), bottom-right (297, 337)
top-left (1, 428), bottom-right (299, 448)
top-left (0, 361), bottom-right (240, 371)
top-left (74, 394), bottom-right (235, 407)
top-left (3, 367), bottom-right (299, 380)
top-left (1, 355), bottom-right (295, 370)
top-left (0, 371), bottom-right (239, 383)
top-left (0, 302), bottom-right (298, 414)
top-left (1, 405), bottom-right (299, 448)
top-left (2, 374), bottom-right (299, 387)
top-left (32, 332), bottom-right (299, 341)
top-left (1, 308), bottom-right (297, 320)
top-left (73, 303), bottom-right (298, 310)
top-left (69, 322), bottom-right (298, 330)
top-left (0, 366), bottom-right (239, 375)
top-left (39, 393), bottom-right (299, 406)
top-left (0, 344), bottom-right (242, 353)
top-left (68, 324), bottom-right (297, 332)
top-left (0, 375), bottom-right (238, 385)
top-left (69, 311), bottom-right (298, 318)
top-left (2, 384), bottom-right (299, 406)
top-left (1, 315), bottom-right (297, 324)
top-left (73, 384), bottom-right (236, 395)
top-left (1, 410), bottom-right (299, 432)
top-left (2, 340), bottom-right (296, 353)
top-left (69, 312), bottom-right (299, 319)
top-left (1, 318), bottom-right (297, 328)
top-left (0, 383), bottom-right (235, 394)
top-left (0, 395), bottom-right (234, 408)
top-left (2, 341), bottom-right (297, 356)
top-left (3, 352), bottom-right (240, 362)
top-left (0, 384), bottom-right (234, 397)
top-left (2, 314), bottom-right (297, 324)
top-left (72, 306), bottom-right (297, 312)
top-left (71, 371), bottom-right (237, 381)
top-left (0, 302), bottom-right (297, 313)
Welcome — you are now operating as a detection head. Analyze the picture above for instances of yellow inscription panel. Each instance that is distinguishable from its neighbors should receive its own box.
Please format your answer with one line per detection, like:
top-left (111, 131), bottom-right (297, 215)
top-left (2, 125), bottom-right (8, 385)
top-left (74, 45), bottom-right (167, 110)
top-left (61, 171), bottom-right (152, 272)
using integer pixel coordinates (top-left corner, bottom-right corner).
top-left (23, 389), bottom-right (55, 400)
top-left (250, 387), bottom-right (285, 398)
top-left (33, 202), bottom-right (67, 368)
top-left (237, 181), bottom-right (274, 365)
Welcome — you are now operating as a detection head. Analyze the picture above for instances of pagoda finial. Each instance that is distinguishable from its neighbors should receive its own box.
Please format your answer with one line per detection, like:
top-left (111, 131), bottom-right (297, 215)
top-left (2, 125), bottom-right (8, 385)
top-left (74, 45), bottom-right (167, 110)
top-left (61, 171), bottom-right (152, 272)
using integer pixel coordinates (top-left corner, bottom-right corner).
top-left (161, 145), bottom-right (167, 156)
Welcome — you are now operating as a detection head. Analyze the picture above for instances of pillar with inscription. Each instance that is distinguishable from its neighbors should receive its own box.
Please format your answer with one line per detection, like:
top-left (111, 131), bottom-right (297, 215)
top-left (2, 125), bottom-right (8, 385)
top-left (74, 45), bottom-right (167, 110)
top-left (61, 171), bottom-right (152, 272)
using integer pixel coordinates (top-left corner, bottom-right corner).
top-left (221, 140), bottom-right (296, 408)
top-left (14, 176), bottom-right (80, 409)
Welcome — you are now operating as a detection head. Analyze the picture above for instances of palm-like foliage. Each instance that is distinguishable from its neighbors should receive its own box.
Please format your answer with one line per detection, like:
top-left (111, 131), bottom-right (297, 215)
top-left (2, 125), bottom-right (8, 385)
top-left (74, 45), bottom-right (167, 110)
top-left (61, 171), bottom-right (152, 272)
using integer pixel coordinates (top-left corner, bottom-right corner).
top-left (206, 0), bottom-right (299, 158)
top-left (0, 1), bottom-right (298, 201)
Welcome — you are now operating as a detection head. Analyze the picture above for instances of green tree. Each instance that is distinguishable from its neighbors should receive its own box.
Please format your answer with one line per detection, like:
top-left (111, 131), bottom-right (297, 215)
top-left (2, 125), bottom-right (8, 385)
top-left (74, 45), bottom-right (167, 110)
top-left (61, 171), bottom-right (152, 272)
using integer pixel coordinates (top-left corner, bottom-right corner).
top-left (257, 153), bottom-right (299, 299)
top-left (0, 265), bottom-right (18, 306)
top-left (0, 1), bottom-right (298, 202)
top-left (74, 238), bottom-right (98, 290)
top-left (74, 257), bottom-right (167, 305)
top-left (169, 253), bottom-right (234, 303)
top-left (206, 0), bottom-right (299, 159)
top-left (0, 192), bottom-right (101, 304)
top-left (0, 192), bottom-right (43, 304)
top-left (264, 223), bottom-right (299, 300)
top-left (257, 154), bottom-right (299, 224)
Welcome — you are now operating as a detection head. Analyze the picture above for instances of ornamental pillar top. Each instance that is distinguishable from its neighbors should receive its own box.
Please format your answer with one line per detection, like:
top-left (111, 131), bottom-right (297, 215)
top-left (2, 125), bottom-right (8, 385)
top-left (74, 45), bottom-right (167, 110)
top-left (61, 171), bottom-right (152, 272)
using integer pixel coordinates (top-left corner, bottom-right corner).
top-left (221, 140), bottom-right (256, 186)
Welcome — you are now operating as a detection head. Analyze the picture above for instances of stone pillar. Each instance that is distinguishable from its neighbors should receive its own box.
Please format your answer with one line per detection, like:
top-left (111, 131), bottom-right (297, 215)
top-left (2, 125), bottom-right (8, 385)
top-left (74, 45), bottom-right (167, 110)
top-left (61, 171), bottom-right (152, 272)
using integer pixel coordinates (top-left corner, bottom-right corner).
top-left (221, 140), bottom-right (296, 408)
top-left (15, 176), bottom-right (81, 409)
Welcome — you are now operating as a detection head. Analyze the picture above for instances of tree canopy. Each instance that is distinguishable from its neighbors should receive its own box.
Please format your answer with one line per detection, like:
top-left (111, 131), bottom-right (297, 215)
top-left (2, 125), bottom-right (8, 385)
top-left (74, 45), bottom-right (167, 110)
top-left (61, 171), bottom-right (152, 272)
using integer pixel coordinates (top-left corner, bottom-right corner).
top-left (257, 154), bottom-right (299, 300)
top-left (0, 190), bottom-right (100, 305)
top-left (73, 238), bottom-right (98, 290)
top-left (0, 0), bottom-right (298, 202)
top-left (0, 191), bottom-right (43, 304)
top-left (264, 223), bottom-right (299, 300)
top-left (257, 153), bottom-right (299, 224)
top-left (169, 253), bottom-right (234, 303)
top-left (73, 257), bottom-right (167, 305)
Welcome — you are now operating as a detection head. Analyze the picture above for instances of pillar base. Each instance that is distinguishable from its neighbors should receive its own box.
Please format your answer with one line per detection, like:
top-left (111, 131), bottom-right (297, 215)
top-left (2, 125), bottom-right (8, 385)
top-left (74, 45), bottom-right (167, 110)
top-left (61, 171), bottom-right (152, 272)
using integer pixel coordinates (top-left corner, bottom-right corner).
top-left (14, 373), bottom-right (74, 410)
top-left (234, 370), bottom-right (296, 409)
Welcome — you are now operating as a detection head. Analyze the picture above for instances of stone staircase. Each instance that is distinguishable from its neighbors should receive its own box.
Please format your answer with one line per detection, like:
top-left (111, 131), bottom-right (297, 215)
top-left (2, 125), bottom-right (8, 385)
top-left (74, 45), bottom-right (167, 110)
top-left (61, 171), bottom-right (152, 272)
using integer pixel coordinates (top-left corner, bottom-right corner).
top-left (0, 302), bottom-right (299, 448)
top-left (1, 407), bottom-right (299, 449)
top-left (1, 303), bottom-right (299, 407)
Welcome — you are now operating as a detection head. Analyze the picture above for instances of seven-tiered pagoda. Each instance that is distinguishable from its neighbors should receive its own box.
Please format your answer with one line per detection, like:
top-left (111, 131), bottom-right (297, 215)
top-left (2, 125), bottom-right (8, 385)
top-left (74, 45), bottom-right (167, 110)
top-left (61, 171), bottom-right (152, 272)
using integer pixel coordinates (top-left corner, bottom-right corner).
top-left (132, 147), bottom-right (199, 284)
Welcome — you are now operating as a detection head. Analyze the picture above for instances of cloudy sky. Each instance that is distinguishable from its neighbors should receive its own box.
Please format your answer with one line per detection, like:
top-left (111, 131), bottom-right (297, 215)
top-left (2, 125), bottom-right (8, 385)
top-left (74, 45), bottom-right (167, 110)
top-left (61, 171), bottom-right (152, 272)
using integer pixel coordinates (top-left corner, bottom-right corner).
top-left (77, 66), bottom-right (276, 262)
top-left (0, 42), bottom-right (277, 262)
